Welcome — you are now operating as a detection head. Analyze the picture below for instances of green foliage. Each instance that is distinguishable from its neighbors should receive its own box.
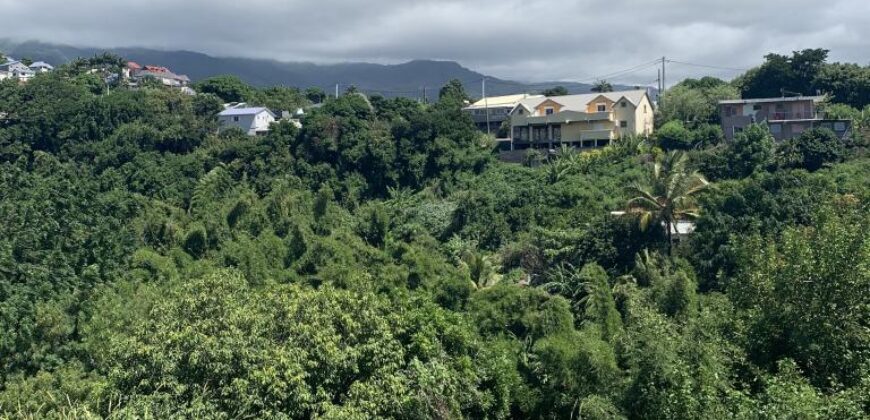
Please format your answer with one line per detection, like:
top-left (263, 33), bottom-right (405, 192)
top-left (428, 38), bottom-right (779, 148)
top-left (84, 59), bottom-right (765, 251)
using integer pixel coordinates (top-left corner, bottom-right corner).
top-left (193, 75), bottom-right (254, 103)
top-left (656, 120), bottom-right (694, 150)
top-left (626, 151), bottom-right (709, 252)
top-left (729, 206), bottom-right (869, 389)
top-left (659, 77), bottom-right (739, 126)
top-left (702, 123), bottom-right (774, 179)
top-left (776, 127), bottom-right (845, 171)
top-left (591, 80), bottom-right (613, 93)
top-left (541, 85), bottom-right (569, 96)
top-left (1, 67), bottom-right (868, 418)
top-left (735, 48), bottom-right (870, 108)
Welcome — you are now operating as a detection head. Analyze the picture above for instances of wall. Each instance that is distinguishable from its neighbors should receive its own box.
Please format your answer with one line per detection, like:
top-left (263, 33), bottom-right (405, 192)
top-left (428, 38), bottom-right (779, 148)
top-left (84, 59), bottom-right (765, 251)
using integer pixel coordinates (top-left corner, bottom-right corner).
top-left (218, 112), bottom-right (274, 135)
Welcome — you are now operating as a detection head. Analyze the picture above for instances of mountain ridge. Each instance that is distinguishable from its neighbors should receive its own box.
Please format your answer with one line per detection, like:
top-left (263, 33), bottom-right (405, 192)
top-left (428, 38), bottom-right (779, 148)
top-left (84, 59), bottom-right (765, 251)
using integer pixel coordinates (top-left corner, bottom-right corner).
top-left (2, 40), bottom-right (645, 98)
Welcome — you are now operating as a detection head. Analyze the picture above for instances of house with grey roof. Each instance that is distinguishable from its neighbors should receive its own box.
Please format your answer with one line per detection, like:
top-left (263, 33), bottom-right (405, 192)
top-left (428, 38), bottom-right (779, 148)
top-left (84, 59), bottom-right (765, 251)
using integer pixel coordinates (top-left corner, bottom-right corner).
top-left (718, 95), bottom-right (851, 141)
top-left (29, 61), bottom-right (54, 73)
top-left (0, 59), bottom-right (35, 81)
top-left (463, 93), bottom-right (543, 134)
top-left (509, 89), bottom-right (655, 150)
top-left (218, 106), bottom-right (277, 135)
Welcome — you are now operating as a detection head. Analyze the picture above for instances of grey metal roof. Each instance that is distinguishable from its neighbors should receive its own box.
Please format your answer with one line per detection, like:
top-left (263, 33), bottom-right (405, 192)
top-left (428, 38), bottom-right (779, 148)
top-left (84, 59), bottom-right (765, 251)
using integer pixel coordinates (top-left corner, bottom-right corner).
top-left (29, 61), bottom-right (53, 69)
top-left (218, 107), bottom-right (275, 117)
top-left (133, 69), bottom-right (189, 82)
top-left (718, 95), bottom-right (827, 105)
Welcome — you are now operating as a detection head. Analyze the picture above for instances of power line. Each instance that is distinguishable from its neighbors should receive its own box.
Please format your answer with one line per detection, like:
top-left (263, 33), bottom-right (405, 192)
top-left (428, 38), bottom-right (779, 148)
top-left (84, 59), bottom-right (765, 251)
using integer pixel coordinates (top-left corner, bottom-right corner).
top-left (665, 59), bottom-right (748, 72)
top-left (572, 59), bottom-right (662, 84)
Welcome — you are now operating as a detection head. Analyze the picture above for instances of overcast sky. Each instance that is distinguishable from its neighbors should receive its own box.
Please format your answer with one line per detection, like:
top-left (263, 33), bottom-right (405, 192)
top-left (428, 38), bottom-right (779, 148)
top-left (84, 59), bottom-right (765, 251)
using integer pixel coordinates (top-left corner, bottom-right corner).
top-left (1, 0), bottom-right (868, 85)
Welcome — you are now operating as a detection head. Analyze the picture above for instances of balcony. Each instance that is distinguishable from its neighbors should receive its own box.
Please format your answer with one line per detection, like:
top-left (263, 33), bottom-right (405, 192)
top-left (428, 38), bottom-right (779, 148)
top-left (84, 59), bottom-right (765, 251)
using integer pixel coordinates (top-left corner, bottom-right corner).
top-left (579, 129), bottom-right (615, 141)
top-left (766, 111), bottom-right (825, 121)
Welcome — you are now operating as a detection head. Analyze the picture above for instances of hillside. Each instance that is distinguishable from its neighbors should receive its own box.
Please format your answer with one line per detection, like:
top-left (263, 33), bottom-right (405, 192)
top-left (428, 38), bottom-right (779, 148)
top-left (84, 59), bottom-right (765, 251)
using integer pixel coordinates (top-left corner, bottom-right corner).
top-left (1, 40), bottom-right (640, 98)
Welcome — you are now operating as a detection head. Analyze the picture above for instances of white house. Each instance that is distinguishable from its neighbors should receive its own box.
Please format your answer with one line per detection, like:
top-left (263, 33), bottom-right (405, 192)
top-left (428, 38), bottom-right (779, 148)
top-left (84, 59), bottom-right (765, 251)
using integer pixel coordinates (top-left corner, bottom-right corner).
top-left (218, 107), bottom-right (277, 135)
top-left (0, 60), bottom-right (35, 81)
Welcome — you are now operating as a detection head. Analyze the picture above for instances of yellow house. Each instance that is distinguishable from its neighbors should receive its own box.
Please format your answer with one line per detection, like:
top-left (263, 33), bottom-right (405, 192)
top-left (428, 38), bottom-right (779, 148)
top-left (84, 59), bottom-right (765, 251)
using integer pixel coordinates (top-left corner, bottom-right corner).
top-left (509, 89), bottom-right (654, 150)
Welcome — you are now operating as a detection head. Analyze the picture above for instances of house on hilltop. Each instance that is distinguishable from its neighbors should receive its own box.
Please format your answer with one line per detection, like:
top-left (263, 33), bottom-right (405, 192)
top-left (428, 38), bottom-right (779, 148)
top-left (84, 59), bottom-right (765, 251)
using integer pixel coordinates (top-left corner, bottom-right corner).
top-left (29, 61), bottom-right (54, 73)
top-left (0, 59), bottom-right (36, 82)
top-left (718, 95), bottom-right (851, 141)
top-left (125, 61), bottom-right (192, 90)
top-left (218, 106), bottom-right (277, 136)
top-left (509, 89), bottom-right (654, 150)
top-left (463, 93), bottom-right (542, 134)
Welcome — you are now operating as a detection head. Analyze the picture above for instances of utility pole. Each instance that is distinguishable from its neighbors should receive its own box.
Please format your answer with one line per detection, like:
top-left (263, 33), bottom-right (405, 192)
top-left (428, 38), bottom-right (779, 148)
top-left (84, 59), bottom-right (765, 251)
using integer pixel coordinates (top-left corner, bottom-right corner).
top-left (657, 68), bottom-right (662, 102)
top-left (483, 77), bottom-right (491, 136)
top-left (661, 56), bottom-right (666, 92)
top-left (335, 83), bottom-right (339, 99)
top-left (660, 56), bottom-right (667, 109)
top-left (422, 86), bottom-right (428, 104)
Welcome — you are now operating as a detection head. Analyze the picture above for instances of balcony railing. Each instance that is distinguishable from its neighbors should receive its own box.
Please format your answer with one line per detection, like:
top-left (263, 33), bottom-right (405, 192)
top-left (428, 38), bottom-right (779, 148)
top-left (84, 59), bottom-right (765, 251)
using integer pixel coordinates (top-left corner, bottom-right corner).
top-left (513, 129), bottom-right (614, 143)
top-left (579, 129), bottom-right (615, 141)
top-left (767, 111), bottom-right (825, 121)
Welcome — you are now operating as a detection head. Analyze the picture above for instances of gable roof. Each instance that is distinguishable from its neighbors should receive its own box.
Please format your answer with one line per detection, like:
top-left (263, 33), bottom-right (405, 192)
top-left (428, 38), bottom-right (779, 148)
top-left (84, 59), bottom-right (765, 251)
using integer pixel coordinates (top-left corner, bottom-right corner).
top-left (29, 61), bottom-right (53, 69)
top-left (218, 107), bottom-right (275, 117)
top-left (464, 93), bottom-right (542, 110)
top-left (512, 89), bottom-right (649, 114)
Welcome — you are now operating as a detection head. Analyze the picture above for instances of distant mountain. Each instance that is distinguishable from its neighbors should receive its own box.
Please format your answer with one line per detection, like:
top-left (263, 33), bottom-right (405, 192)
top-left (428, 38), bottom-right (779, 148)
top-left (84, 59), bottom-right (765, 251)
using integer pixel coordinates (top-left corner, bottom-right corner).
top-left (1, 40), bottom-right (648, 99)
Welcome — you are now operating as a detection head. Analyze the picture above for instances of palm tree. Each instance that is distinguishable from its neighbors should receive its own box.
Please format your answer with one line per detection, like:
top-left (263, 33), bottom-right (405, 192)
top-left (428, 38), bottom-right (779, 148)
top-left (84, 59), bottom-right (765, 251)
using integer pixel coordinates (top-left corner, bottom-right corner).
top-left (591, 79), bottom-right (613, 93)
top-left (625, 151), bottom-right (709, 254)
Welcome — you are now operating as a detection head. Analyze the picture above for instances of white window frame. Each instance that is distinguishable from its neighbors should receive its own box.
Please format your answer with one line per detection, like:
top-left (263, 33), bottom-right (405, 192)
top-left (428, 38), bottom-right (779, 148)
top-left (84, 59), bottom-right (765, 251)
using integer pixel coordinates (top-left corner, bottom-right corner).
top-left (596, 103), bottom-right (606, 112)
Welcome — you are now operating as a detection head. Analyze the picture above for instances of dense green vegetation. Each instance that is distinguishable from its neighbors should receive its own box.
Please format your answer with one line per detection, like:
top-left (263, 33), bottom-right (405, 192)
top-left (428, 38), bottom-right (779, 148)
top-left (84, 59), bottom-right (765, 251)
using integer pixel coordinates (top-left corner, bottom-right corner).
top-left (0, 51), bottom-right (868, 419)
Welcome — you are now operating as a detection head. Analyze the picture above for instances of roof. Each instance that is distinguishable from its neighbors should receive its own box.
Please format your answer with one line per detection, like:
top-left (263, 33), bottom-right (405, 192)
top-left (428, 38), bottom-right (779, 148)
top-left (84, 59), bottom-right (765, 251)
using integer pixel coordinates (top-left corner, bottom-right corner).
top-left (29, 61), bottom-right (53, 69)
top-left (464, 93), bottom-right (542, 110)
top-left (0, 60), bottom-right (25, 68)
top-left (218, 107), bottom-right (275, 117)
top-left (719, 95), bottom-right (827, 105)
top-left (133, 69), bottom-right (190, 82)
top-left (514, 89), bottom-right (649, 113)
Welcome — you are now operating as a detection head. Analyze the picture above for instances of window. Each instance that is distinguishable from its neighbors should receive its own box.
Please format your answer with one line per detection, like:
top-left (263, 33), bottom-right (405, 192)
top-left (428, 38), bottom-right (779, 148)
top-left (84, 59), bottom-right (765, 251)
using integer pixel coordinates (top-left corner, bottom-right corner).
top-left (753, 104), bottom-right (762, 111)
top-left (552, 126), bottom-right (561, 140)
top-left (233, 116), bottom-right (240, 122)
top-left (620, 101), bottom-right (627, 108)
top-left (769, 123), bottom-right (782, 134)
top-left (516, 127), bottom-right (529, 141)
top-left (517, 108), bottom-right (524, 115)
top-left (596, 139), bottom-right (610, 147)
top-left (620, 121), bottom-right (628, 128)
top-left (834, 122), bottom-right (847, 131)
top-left (596, 103), bottom-right (606, 112)
top-left (582, 140), bottom-right (595, 148)
top-left (545, 107), bottom-right (554, 116)
top-left (644, 105), bottom-right (648, 114)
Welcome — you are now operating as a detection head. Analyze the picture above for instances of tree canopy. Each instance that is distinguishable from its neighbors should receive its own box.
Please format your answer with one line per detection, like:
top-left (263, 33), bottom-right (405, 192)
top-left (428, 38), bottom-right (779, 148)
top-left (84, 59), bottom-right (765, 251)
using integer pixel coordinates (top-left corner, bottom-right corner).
top-left (0, 52), bottom-right (868, 419)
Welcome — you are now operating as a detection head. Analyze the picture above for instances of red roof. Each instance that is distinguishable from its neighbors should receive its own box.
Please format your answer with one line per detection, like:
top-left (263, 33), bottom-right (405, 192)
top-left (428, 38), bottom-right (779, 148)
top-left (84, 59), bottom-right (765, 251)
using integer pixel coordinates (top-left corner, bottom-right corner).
top-left (143, 65), bottom-right (169, 73)
top-left (127, 61), bottom-right (142, 70)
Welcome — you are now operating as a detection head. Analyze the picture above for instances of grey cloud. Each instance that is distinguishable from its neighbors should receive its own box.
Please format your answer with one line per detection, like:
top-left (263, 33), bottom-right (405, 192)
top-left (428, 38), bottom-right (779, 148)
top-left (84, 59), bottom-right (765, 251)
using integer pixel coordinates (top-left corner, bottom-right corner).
top-left (1, 0), bottom-right (867, 85)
